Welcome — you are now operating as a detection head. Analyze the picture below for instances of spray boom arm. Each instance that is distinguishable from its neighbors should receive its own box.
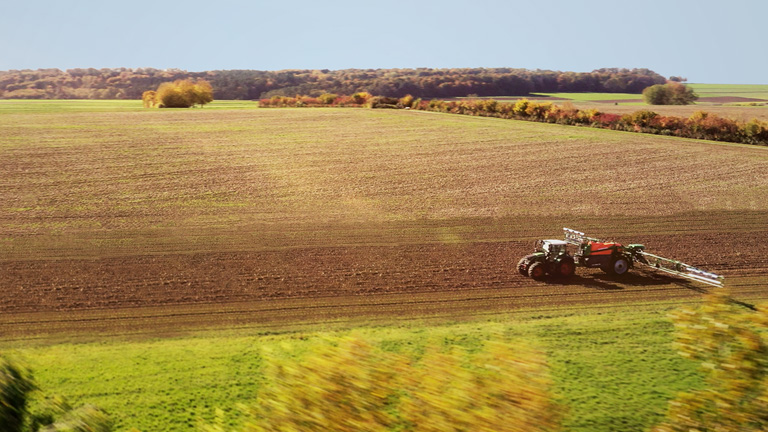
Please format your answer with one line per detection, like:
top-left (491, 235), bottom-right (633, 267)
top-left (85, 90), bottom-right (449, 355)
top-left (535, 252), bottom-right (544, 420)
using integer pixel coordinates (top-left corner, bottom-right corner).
top-left (563, 228), bottom-right (723, 287)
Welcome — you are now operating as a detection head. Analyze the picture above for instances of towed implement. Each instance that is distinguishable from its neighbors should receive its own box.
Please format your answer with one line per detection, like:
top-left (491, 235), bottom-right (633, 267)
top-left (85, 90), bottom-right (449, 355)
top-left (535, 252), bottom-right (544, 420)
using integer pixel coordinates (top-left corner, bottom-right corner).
top-left (517, 228), bottom-right (723, 287)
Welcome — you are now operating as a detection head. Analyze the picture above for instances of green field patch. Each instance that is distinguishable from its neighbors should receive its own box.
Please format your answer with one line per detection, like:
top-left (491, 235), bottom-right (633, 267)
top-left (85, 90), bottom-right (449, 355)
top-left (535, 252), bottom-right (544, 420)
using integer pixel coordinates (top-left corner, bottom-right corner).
top-left (4, 304), bottom-right (702, 432)
top-left (0, 99), bottom-right (259, 115)
top-left (687, 84), bottom-right (768, 102)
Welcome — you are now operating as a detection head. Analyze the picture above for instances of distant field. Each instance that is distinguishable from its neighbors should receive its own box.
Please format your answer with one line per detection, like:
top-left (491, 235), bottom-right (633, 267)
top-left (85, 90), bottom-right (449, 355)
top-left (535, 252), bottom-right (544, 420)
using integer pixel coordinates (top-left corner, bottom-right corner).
top-left (2, 101), bottom-right (767, 431)
top-left (469, 84), bottom-right (768, 111)
top-left (532, 92), bottom-right (644, 103)
top-left (688, 83), bottom-right (768, 101)
top-left (480, 84), bottom-right (768, 120)
top-left (0, 99), bottom-right (259, 114)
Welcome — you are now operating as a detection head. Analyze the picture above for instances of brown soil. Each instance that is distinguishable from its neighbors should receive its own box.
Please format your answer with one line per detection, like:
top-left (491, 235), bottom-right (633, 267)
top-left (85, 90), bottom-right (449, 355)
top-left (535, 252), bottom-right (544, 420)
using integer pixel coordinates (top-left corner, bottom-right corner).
top-left (3, 229), bottom-right (766, 340)
top-left (698, 96), bottom-right (768, 103)
top-left (2, 108), bottom-right (767, 341)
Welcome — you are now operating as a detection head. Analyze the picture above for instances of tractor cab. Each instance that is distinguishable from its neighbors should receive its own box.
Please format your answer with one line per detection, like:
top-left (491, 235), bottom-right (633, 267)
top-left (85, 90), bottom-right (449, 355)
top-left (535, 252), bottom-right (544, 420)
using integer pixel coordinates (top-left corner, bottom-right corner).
top-left (519, 239), bottom-right (576, 279)
top-left (535, 240), bottom-right (569, 260)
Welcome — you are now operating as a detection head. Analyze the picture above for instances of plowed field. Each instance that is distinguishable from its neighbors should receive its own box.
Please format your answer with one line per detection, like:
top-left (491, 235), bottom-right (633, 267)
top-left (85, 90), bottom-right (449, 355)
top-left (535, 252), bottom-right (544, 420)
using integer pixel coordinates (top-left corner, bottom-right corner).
top-left (2, 106), bottom-right (767, 340)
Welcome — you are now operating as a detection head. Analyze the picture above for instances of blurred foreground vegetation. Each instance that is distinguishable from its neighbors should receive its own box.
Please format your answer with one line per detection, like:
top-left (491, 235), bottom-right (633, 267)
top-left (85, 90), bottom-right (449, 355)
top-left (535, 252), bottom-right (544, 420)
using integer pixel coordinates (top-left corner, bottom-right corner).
top-left (5, 293), bottom-right (768, 431)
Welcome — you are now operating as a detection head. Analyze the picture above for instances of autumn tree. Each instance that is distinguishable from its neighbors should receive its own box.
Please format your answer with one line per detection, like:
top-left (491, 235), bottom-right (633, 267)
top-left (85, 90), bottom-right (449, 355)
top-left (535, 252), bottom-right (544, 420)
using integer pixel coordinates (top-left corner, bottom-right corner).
top-left (202, 335), bottom-right (561, 432)
top-left (400, 340), bottom-right (561, 432)
top-left (653, 291), bottom-right (768, 432)
top-left (141, 90), bottom-right (156, 108)
top-left (235, 336), bottom-right (402, 432)
top-left (643, 82), bottom-right (698, 105)
top-left (145, 79), bottom-right (214, 108)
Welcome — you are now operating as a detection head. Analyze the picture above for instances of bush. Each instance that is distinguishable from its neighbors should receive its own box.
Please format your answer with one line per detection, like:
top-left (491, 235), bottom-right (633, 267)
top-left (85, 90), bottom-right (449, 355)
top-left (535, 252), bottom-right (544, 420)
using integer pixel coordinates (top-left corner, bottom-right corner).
top-left (642, 84), bottom-right (669, 105)
top-left (1, 355), bottom-right (36, 432)
top-left (206, 335), bottom-right (562, 432)
top-left (400, 340), bottom-right (561, 432)
top-left (368, 96), bottom-right (399, 109)
top-left (1, 354), bottom-right (112, 432)
top-left (643, 82), bottom-right (698, 105)
top-left (512, 99), bottom-right (530, 117)
top-left (627, 110), bottom-right (659, 127)
top-left (351, 92), bottom-right (372, 105)
top-left (146, 79), bottom-right (214, 108)
top-left (743, 119), bottom-right (768, 144)
top-left (398, 94), bottom-right (415, 109)
top-left (653, 291), bottom-right (768, 432)
top-left (141, 90), bottom-right (156, 108)
top-left (240, 337), bottom-right (402, 432)
top-left (318, 93), bottom-right (338, 105)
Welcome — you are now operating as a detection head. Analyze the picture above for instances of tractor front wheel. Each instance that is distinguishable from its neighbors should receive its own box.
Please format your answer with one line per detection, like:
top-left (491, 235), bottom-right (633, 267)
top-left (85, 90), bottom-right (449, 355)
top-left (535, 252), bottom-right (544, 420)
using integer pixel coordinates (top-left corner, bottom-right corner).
top-left (528, 262), bottom-right (546, 280)
top-left (517, 257), bottom-right (529, 276)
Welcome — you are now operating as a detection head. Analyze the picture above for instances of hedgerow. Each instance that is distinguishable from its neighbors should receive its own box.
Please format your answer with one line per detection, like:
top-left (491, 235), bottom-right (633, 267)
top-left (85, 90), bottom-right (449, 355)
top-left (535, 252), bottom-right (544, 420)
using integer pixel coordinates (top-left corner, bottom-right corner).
top-left (414, 98), bottom-right (768, 145)
top-left (259, 94), bottom-right (768, 146)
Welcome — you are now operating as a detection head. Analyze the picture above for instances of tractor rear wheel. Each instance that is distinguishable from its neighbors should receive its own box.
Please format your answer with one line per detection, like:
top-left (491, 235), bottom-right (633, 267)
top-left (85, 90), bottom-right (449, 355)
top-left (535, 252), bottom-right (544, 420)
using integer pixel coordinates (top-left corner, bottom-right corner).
top-left (557, 258), bottom-right (576, 278)
top-left (604, 257), bottom-right (630, 275)
top-left (528, 262), bottom-right (546, 280)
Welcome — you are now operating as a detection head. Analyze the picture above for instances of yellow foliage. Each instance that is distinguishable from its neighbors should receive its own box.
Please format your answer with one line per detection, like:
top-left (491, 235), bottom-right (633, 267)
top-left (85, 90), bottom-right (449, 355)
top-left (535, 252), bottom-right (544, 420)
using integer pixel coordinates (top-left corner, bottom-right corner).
top-left (147, 79), bottom-right (214, 108)
top-left (243, 336), bottom-right (403, 432)
top-left (653, 290), bottom-right (768, 432)
top-left (212, 335), bottom-right (561, 432)
top-left (400, 341), bottom-right (561, 432)
top-left (141, 90), bottom-right (156, 108)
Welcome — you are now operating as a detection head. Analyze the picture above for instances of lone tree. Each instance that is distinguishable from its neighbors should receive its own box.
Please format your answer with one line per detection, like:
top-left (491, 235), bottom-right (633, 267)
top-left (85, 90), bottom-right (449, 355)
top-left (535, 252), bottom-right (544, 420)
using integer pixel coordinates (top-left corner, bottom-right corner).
top-left (142, 79), bottom-right (213, 108)
top-left (643, 82), bottom-right (698, 105)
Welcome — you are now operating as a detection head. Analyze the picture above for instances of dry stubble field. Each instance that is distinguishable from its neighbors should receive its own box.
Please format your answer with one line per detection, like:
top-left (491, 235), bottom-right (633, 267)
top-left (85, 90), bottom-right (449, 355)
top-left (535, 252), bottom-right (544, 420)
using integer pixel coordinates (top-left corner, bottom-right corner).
top-left (1, 105), bottom-right (767, 340)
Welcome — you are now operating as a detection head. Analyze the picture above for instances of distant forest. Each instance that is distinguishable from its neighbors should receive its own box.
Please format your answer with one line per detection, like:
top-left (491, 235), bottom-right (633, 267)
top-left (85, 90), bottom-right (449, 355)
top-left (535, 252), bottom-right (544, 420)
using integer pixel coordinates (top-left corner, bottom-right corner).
top-left (0, 67), bottom-right (669, 100)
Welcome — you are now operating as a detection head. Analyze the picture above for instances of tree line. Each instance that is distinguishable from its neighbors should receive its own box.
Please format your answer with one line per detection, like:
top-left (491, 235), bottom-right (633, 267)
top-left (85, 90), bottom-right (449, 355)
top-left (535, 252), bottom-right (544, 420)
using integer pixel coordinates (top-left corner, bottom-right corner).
top-left (0, 67), bottom-right (668, 100)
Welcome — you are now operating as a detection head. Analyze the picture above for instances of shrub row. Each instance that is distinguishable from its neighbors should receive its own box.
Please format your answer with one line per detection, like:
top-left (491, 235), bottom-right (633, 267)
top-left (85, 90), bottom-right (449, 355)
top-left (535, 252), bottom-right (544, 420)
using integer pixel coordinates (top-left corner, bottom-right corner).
top-left (258, 94), bottom-right (768, 146)
top-left (258, 92), bottom-right (375, 108)
top-left (411, 98), bottom-right (768, 146)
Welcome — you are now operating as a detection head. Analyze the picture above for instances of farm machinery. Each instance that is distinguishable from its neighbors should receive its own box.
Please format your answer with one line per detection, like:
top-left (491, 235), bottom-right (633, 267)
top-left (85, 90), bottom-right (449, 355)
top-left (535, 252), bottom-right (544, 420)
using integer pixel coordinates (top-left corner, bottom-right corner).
top-left (517, 228), bottom-right (724, 287)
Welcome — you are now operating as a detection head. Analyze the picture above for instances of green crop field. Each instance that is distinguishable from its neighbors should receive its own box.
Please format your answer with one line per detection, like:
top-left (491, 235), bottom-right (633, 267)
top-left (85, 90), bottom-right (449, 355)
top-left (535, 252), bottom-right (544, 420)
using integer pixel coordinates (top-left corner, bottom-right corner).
top-left (0, 99), bottom-right (259, 114)
top-left (2, 100), bottom-right (767, 431)
top-left (4, 304), bottom-right (702, 432)
top-left (687, 83), bottom-right (768, 100)
top-left (510, 84), bottom-right (768, 106)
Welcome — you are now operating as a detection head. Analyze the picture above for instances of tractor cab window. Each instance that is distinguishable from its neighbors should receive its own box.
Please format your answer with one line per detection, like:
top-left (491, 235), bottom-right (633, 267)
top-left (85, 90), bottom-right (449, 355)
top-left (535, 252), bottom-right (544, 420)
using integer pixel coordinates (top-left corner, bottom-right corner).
top-left (546, 242), bottom-right (567, 256)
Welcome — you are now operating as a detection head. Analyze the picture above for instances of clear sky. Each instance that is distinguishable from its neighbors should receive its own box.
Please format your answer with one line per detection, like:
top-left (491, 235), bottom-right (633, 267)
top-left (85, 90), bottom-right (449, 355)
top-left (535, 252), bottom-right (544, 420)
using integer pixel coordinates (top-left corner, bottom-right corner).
top-left (1, 0), bottom-right (765, 84)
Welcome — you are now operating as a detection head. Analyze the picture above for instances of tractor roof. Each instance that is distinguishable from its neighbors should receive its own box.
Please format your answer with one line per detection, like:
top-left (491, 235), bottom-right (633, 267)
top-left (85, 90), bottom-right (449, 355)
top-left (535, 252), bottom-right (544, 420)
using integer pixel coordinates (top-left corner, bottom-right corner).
top-left (543, 240), bottom-right (568, 245)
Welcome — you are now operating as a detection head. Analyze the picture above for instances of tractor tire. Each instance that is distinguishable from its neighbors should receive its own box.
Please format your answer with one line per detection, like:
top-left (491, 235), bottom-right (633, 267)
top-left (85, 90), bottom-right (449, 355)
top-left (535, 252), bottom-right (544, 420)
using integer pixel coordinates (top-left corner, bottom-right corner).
top-left (603, 257), bottom-right (630, 275)
top-left (517, 257), bottom-right (529, 276)
top-left (556, 257), bottom-right (576, 278)
top-left (528, 262), bottom-right (546, 280)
